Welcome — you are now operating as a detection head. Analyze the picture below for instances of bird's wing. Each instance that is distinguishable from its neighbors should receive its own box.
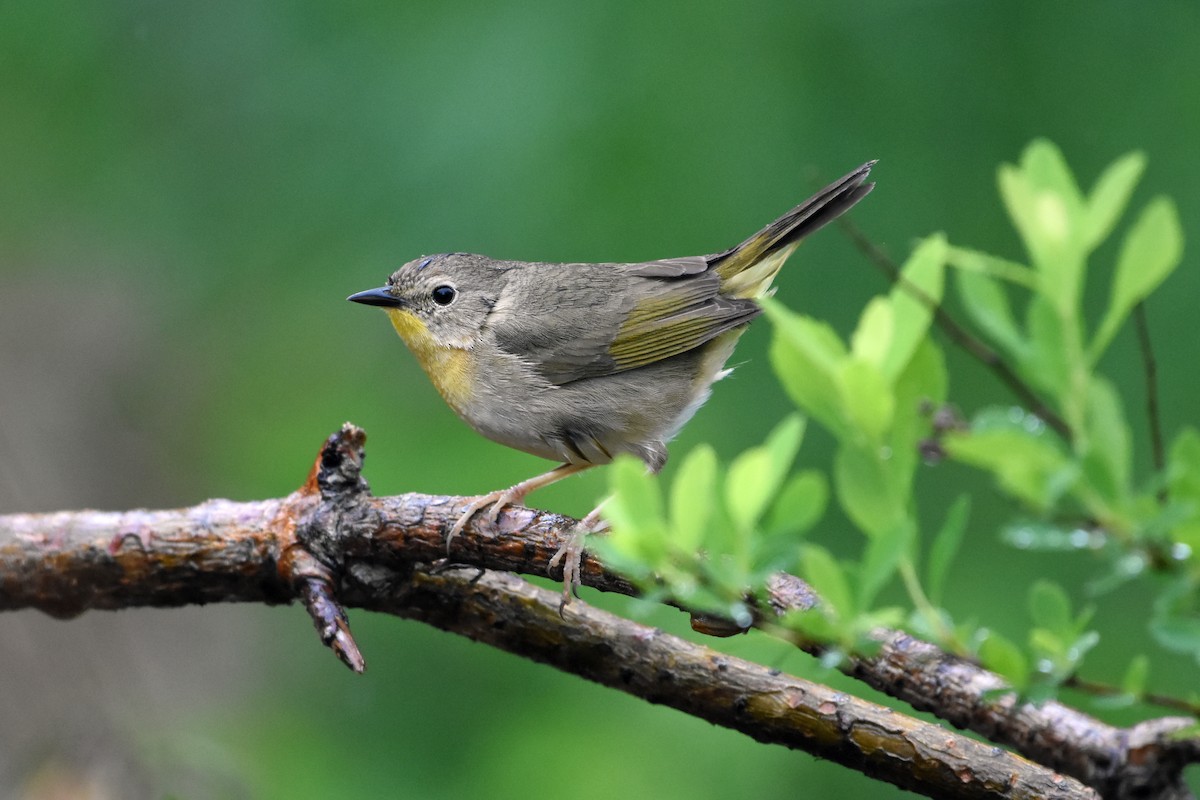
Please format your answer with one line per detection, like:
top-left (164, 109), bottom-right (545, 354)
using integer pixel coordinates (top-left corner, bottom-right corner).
top-left (492, 258), bottom-right (759, 386)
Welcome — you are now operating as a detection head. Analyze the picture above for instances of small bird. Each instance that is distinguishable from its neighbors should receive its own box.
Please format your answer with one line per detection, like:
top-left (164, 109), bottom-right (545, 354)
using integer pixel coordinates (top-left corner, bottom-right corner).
top-left (350, 161), bottom-right (875, 571)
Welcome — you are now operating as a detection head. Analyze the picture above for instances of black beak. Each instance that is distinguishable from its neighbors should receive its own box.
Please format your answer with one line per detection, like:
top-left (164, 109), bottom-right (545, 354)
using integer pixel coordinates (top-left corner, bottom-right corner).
top-left (347, 287), bottom-right (404, 308)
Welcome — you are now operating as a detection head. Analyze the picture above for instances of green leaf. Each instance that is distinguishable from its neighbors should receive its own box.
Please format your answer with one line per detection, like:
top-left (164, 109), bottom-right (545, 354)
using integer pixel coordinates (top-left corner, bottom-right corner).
top-left (926, 495), bottom-right (970, 604)
top-left (725, 448), bottom-right (773, 533)
top-left (764, 470), bottom-right (827, 538)
top-left (895, 334), bottom-right (949, 406)
top-left (1091, 196), bottom-right (1185, 361)
top-left (783, 607), bottom-right (840, 643)
top-left (725, 415), bottom-right (805, 532)
top-left (1168, 427), bottom-right (1200, 506)
top-left (858, 519), bottom-right (912, 610)
top-left (756, 474), bottom-right (824, 574)
top-left (1070, 629), bottom-right (1100, 662)
top-left (765, 299), bottom-right (848, 434)
top-left (1082, 150), bottom-right (1145, 251)
top-left (882, 233), bottom-right (947, 380)
top-left (670, 445), bottom-right (718, 551)
top-left (834, 441), bottom-right (903, 537)
top-left (1000, 141), bottom-right (1087, 315)
top-left (979, 630), bottom-right (1030, 689)
top-left (1022, 140), bottom-right (1086, 259)
top-left (1000, 144), bottom-right (1079, 263)
top-left (955, 269), bottom-right (1026, 359)
top-left (1121, 654), bottom-right (1149, 697)
top-left (1001, 520), bottom-right (1103, 552)
top-left (801, 544), bottom-right (854, 622)
top-left (1027, 633), bottom-right (1065, 681)
top-left (945, 244), bottom-right (1039, 289)
top-left (763, 414), bottom-right (807, 491)
top-left (1022, 138), bottom-right (1086, 217)
top-left (606, 454), bottom-right (663, 532)
top-left (1022, 293), bottom-right (1072, 403)
top-left (837, 358), bottom-right (894, 443)
top-left (1138, 499), bottom-right (1199, 549)
top-left (602, 455), bottom-right (669, 575)
top-left (1028, 580), bottom-right (1072, 635)
top-left (1082, 377), bottom-right (1131, 506)
top-left (1169, 521), bottom-right (1200, 557)
top-left (998, 164), bottom-right (1041, 257)
top-left (1157, 432), bottom-right (1200, 552)
top-left (1167, 722), bottom-right (1200, 740)
top-left (852, 608), bottom-right (906, 648)
top-left (889, 338), bottom-right (947, 494)
top-left (1029, 627), bottom-right (1067, 666)
top-left (1087, 552), bottom-right (1149, 595)
top-left (850, 296), bottom-right (893, 369)
top-left (946, 412), bottom-right (1077, 512)
top-left (1150, 614), bottom-right (1200, 659)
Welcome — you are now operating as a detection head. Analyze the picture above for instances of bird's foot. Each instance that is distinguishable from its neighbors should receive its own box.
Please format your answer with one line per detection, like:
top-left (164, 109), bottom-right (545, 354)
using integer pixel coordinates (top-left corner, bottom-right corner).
top-left (444, 462), bottom-right (592, 553)
top-left (548, 501), bottom-right (610, 609)
top-left (445, 488), bottom-right (525, 552)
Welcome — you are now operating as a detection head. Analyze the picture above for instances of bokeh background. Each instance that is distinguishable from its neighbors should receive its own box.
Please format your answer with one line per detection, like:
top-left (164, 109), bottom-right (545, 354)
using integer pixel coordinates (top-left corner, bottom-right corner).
top-left (3, 1), bottom-right (1199, 797)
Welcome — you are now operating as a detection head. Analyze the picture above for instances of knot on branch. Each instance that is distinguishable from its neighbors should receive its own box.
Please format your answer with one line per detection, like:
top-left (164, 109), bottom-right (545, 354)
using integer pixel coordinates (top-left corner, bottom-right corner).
top-left (308, 422), bottom-right (370, 498)
top-left (296, 423), bottom-right (378, 570)
top-left (282, 423), bottom-right (385, 674)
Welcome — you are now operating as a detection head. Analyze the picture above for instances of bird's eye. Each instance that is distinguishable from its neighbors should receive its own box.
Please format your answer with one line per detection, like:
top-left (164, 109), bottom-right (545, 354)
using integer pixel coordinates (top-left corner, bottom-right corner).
top-left (431, 285), bottom-right (457, 306)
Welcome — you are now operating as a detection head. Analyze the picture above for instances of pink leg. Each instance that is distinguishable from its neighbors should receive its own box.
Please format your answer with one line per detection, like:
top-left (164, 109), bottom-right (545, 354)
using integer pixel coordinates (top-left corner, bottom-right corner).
top-left (446, 462), bottom-right (592, 549)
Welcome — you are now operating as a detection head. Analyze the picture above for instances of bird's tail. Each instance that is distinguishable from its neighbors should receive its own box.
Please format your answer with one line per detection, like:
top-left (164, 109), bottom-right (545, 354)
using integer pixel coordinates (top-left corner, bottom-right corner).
top-left (713, 160), bottom-right (876, 299)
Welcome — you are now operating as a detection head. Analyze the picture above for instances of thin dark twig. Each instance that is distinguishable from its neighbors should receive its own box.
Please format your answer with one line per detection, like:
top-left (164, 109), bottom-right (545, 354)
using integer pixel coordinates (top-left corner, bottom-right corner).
top-left (1065, 674), bottom-right (1200, 718)
top-left (1133, 302), bottom-right (1167, 501)
top-left (837, 217), bottom-right (1072, 441)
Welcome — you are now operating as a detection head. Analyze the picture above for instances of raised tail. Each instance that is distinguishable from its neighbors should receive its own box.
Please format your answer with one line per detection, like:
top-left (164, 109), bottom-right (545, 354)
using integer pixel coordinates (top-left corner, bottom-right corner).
top-left (713, 160), bottom-right (876, 298)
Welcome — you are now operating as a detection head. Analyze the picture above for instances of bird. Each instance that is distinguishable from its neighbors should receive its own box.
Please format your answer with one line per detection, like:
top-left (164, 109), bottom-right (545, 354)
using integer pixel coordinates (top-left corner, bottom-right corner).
top-left (349, 161), bottom-right (875, 583)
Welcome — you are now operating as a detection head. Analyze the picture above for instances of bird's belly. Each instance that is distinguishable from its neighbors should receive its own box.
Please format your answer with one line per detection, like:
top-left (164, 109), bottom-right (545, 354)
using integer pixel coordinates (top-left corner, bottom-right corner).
top-left (459, 332), bottom-right (742, 470)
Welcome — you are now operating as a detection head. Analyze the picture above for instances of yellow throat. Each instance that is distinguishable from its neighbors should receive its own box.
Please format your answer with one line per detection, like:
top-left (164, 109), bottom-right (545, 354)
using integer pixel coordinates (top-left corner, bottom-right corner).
top-left (385, 308), bottom-right (474, 413)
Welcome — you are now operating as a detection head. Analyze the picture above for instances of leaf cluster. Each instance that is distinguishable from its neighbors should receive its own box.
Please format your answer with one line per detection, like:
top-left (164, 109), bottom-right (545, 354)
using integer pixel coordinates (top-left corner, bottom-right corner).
top-left (601, 140), bottom-right (1193, 706)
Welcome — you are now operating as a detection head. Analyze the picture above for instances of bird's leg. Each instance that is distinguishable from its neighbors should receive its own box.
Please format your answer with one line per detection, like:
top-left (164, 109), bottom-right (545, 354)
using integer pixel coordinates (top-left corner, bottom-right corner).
top-left (549, 496), bottom-right (611, 605)
top-left (446, 462), bottom-right (592, 550)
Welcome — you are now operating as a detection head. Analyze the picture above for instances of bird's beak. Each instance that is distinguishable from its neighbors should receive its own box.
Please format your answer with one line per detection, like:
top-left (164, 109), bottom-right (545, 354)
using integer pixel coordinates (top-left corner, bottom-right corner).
top-left (347, 287), bottom-right (404, 308)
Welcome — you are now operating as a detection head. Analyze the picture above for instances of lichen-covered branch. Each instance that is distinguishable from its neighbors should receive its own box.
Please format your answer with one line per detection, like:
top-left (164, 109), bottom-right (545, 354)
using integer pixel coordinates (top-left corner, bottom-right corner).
top-left (0, 424), bottom-right (1194, 799)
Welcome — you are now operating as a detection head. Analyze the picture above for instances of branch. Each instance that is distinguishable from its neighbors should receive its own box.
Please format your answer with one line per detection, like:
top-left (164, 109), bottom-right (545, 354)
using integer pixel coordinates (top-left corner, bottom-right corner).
top-left (1, 425), bottom-right (1192, 799)
top-left (372, 567), bottom-right (1097, 800)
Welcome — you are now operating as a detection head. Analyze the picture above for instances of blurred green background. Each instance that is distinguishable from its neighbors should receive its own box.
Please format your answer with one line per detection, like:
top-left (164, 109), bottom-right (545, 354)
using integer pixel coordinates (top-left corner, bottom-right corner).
top-left (2, 1), bottom-right (1199, 797)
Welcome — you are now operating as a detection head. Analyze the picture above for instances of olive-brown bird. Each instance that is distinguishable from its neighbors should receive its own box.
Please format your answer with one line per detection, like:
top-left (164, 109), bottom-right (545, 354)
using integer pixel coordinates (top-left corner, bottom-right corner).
top-left (349, 161), bottom-right (875, 551)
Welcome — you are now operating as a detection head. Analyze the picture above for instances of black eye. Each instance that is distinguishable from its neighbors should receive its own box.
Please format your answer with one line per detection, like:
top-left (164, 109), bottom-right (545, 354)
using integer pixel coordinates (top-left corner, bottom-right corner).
top-left (431, 285), bottom-right (456, 306)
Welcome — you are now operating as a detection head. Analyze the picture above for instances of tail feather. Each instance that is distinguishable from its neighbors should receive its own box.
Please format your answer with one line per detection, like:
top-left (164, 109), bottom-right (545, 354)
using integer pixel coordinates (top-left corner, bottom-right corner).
top-left (713, 160), bottom-right (876, 298)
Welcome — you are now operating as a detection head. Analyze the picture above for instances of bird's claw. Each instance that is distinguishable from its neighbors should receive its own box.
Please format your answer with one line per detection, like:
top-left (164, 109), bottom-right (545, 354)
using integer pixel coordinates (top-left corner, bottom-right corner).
top-left (548, 529), bottom-right (586, 611)
top-left (445, 490), bottom-right (522, 553)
